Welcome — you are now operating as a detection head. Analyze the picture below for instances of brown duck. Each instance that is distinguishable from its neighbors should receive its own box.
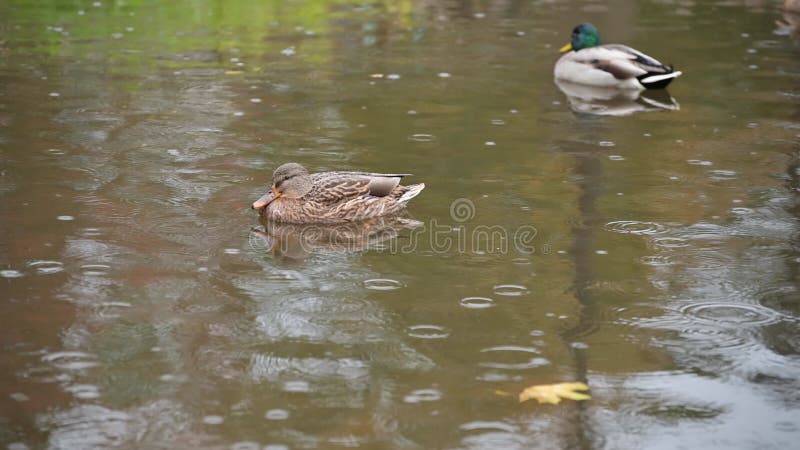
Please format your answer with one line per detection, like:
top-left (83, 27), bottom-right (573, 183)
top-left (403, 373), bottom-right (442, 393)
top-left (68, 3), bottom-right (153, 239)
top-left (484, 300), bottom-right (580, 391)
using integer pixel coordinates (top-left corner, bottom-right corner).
top-left (251, 163), bottom-right (425, 223)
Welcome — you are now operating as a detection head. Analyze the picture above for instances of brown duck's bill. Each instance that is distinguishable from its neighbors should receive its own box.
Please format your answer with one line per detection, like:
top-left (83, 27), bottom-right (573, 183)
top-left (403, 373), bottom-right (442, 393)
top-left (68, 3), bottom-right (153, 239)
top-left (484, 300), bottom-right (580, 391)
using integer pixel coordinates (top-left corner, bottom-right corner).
top-left (252, 188), bottom-right (281, 209)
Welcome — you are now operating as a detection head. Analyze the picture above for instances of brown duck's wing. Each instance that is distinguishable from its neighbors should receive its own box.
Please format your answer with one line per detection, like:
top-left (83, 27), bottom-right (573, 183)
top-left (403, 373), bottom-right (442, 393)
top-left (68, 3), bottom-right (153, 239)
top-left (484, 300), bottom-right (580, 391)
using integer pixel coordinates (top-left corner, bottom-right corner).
top-left (309, 172), bottom-right (409, 204)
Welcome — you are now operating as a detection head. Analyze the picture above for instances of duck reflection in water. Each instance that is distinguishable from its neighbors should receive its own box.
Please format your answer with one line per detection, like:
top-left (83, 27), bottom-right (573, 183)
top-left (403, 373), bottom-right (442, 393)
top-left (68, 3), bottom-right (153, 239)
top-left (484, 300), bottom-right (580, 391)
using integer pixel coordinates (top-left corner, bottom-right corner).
top-left (775, 0), bottom-right (800, 37)
top-left (250, 215), bottom-right (423, 259)
top-left (555, 79), bottom-right (680, 117)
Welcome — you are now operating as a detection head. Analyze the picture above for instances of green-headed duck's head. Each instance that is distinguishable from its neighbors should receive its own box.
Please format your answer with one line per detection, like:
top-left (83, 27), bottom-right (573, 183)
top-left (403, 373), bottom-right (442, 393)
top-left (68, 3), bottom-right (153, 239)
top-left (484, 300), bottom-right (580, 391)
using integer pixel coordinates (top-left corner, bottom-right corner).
top-left (560, 23), bottom-right (602, 53)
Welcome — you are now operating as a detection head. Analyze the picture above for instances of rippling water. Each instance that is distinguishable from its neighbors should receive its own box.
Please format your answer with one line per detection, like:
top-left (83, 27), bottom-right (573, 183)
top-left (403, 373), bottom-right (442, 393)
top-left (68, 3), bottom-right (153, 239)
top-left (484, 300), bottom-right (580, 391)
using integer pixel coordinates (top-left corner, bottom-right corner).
top-left (1, 0), bottom-right (800, 448)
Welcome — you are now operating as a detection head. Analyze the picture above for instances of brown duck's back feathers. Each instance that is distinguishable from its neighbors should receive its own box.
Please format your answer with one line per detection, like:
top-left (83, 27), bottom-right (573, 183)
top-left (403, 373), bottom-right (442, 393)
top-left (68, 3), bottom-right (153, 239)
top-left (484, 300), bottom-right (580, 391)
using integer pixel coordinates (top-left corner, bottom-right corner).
top-left (306, 172), bottom-right (410, 205)
top-left (257, 169), bottom-right (424, 224)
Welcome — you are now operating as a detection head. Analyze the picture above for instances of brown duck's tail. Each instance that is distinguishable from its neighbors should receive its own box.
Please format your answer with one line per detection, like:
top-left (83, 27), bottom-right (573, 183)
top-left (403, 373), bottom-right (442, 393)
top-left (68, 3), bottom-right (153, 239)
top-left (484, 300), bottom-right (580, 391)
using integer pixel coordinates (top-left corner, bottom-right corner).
top-left (398, 183), bottom-right (425, 204)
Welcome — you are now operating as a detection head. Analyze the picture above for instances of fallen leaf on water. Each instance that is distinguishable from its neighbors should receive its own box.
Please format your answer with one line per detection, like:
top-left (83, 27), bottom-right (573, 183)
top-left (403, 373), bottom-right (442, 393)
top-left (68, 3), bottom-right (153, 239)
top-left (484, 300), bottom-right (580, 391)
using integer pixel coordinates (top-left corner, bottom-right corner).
top-left (519, 382), bottom-right (591, 405)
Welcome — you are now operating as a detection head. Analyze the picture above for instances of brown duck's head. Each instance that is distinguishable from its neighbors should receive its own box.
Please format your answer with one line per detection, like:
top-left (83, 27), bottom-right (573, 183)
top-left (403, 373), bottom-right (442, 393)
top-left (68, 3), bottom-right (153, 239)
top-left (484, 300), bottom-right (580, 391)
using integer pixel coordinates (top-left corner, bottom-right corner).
top-left (252, 162), bottom-right (313, 210)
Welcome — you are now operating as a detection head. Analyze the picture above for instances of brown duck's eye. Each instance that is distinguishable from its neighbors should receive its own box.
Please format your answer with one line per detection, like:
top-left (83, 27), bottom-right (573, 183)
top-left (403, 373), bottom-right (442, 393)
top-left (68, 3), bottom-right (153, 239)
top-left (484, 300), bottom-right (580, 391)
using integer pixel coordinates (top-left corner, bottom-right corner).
top-left (277, 174), bottom-right (298, 187)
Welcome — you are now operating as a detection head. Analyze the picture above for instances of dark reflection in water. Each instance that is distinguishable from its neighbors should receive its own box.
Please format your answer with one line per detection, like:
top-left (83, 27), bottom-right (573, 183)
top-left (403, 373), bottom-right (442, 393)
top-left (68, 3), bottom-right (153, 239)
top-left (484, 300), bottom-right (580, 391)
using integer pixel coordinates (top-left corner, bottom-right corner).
top-left (1, 0), bottom-right (800, 448)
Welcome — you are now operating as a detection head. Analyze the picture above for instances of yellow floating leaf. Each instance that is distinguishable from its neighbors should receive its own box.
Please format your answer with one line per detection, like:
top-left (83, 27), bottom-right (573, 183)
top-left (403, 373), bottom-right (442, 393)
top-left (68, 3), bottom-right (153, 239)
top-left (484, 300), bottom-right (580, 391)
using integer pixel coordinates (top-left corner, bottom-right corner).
top-left (494, 390), bottom-right (513, 397)
top-left (369, 73), bottom-right (384, 78)
top-left (519, 382), bottom-right (591, 405)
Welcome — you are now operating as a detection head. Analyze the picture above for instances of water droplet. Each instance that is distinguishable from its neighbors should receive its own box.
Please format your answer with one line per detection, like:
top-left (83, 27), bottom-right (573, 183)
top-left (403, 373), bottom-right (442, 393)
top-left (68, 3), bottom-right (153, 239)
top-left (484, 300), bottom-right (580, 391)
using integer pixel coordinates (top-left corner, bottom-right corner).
top-left (598, 141), bottom-right (615, 147)
top-left (595, 250), bottom-right (608, 255)
top-left (283, 380), bottom-right (310, 392)
top-left (687, 159), bottom-right (713, 166)
top-left (409, 133), bottom-right (435, 142)
top-left (493, 284), bottom-right (529, 297)
top-left (460, 421), bottom-right (518, 433)
top-left (490, 119), bottom-right (506, 126)
top-left (202, 415), bottom-right (224, 425)
top-left (460, 296), bottom-right (495, 309)
top-left (81, 227), bottom-right (102, 237)
top-left (605, 220), bottom-right (667, 235)
top-left (479, 346), bottom-right (549, 370)
top-left (608, 155), bottom-right (625, 161)
top-left (681, 302), bottom-right (782, 326)
top-left (57, 215), bottom-right (74, 221)
top-left (81, 264), bottom-right (111, 276)
top-left (403, 388), bottom-right (442, 403)
top-left (652, 237), bottom-right (689, 248)
top-left (224, 248), bottom-right (240, 254)
top-left (484, 141), bottom-right (496, 146)
top-left (640, 255), bottom-right (673, 266)
top-left (49, 92), bottom-right (60, 97)
top-left (28, 260), bottom-right (64, 274)
top-left (280, 47), bottom-right (296, 56)
top-left (65, 384), bottom-right (100, 399)
top-left (1, 270), bottom-right (23, 278)
top-left (265, 409), bottom-right (289, 420)
top-left (386, 73), bottom-right (401, 80)
top-left (731, 207), bottom-right (754, 215)
top-left (250, 98), bottom-right (262, 103)
top-left (437, 72), bottom-right (451, 78)
top-left (42, 351), bottom-right (98, 370)
top-left (234, 111), bottom-right (244, 116)
top-left (407, 324), bottom-right (449, 339)
top-left (708, 170), bottom-right (738, 180)
top-left (364, 278), bottom-right (404, 291)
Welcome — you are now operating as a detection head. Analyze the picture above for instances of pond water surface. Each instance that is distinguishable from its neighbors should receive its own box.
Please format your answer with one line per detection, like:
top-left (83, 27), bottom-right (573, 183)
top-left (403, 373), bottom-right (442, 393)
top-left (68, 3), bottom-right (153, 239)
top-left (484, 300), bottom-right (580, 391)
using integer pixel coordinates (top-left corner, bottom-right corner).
top-left (1, 0), bottom-right (800, 449)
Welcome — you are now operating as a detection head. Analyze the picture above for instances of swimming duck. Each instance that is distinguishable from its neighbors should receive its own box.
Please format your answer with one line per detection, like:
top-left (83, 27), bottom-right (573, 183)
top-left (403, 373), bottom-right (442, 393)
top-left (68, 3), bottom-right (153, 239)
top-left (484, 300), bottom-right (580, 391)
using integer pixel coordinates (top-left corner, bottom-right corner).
top-left (555, 23), bottom-right (682, 90)
top-left (251, 162), bottom-right (425, 223)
